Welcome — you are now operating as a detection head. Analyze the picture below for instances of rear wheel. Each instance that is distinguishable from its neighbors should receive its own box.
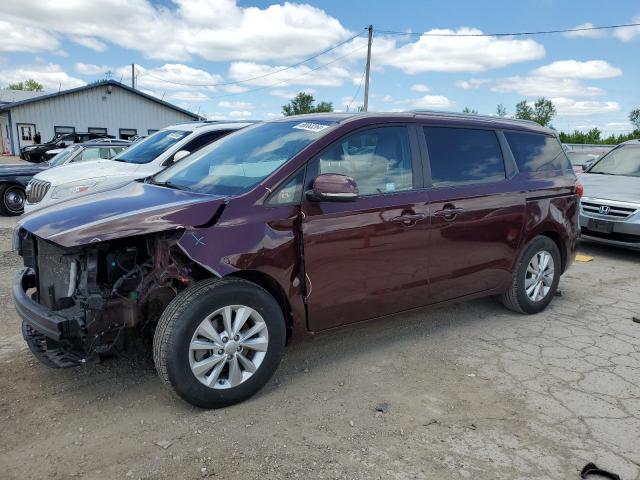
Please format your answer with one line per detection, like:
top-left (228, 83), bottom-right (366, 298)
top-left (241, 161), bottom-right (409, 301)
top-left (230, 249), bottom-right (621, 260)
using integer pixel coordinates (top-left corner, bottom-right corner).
top-left (0, 184), bottom-right (25, 216)
top-left (502, 236), bottom-right (561, 314)
top-left (153, 278), bottom-right (286, 408)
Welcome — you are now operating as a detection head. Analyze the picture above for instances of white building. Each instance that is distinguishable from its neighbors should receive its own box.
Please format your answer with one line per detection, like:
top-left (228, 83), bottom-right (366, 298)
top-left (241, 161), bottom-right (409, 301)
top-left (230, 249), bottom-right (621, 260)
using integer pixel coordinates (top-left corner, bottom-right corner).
top-left (0, 80), bottom-right (201, 155)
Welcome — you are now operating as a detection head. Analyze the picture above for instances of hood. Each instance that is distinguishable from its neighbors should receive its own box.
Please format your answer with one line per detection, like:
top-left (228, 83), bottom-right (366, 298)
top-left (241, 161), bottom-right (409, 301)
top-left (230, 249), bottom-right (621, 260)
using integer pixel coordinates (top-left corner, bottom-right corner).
top-left (0, 163), bottom-right (48, 176)
top-left (580, 173), bottom-right (640, 205)
top-left (19, 181), bottom-right (226, 248)
top-left (33, 159), bottom-right (138, 183)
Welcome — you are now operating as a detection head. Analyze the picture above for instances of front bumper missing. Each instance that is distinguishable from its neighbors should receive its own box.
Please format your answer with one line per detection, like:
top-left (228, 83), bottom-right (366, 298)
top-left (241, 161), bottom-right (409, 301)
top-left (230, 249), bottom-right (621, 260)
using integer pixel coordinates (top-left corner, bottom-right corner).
top-left (12, 268), bottom-right (83, 342)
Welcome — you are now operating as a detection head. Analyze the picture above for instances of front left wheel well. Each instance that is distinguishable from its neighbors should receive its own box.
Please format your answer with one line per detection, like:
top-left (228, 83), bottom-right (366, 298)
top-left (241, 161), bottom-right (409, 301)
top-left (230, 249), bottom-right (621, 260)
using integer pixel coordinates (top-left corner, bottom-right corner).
top-left (226, 270), bottom-right (293, 341)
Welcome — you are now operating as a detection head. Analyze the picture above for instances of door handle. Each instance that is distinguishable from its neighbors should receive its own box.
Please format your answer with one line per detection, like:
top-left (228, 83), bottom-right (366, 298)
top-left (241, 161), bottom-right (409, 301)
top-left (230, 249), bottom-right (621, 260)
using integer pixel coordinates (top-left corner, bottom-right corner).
top-left (392, 213), bottom-right (426, 225)
top-left (434, 206), bottom-right (463, 221)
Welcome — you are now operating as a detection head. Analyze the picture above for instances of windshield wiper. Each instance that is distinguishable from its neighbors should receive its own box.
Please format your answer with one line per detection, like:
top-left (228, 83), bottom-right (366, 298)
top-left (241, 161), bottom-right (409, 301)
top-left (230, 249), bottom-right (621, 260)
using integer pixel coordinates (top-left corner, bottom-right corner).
top-left (147, 178), bottom-right (186, 191)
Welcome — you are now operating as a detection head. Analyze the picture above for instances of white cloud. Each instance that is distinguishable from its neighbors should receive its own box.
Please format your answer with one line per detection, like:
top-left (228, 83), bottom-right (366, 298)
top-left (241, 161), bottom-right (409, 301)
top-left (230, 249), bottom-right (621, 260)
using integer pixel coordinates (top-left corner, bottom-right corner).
top-left (266, 112), bottom-right (282, 118)
top-left (270, 88), bottom-right (316, 99)
top-left (165, 91), bottom-right (209, 102)
top-left (218, 100), bottom-right (254, 109)
top-left (229, 110), bottom-right (252, 118)
top-left (222, 84), bottom-right (249, 94)
top-left (410, 84), bottom-right (430, 92)
top-left (228, 61), bottom-right (355, 87)
top-left (563, 22), bottom-right (605, 39)
top-left (613, 17), bottom-right (640, 42)
top-left (531, 60), bottom-right (622, 79)
top-left (411, 95), bottom-right (452, 109)
top-left (74, 63), bottom-right (111, 76)
top-left (69, 35), bottom-right (107, 52)
top-left (552, 97), bottom-right (621, 116)
top-left (0, 62), bottom-right (84, 90)
top-left (381, 28), bottom-right (545, 74)
top-left (204, 112), bottom-right (228, 120)
top-left (0, 19), bottom-right (60, 53)
top-left (492, 76), bottom-right (604, 97)
top-left (382, 95), bottom-right (394, 102)
top-left (0, 0), bottom-right (350, 62)
top-left (456, 78), bottom-right (489, 90)
top-left (128, 63), bottom-right (223, 91)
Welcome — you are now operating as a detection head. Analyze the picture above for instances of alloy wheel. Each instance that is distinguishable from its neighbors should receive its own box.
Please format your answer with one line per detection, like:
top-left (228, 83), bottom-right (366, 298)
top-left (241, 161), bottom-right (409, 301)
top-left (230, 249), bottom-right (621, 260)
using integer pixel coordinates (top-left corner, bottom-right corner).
top-left (4, 186), bottom-right (25, 214)
top-left (525, 250), bottom-right (555, 302)
top-left (188, 305), bottom-right (269, 389)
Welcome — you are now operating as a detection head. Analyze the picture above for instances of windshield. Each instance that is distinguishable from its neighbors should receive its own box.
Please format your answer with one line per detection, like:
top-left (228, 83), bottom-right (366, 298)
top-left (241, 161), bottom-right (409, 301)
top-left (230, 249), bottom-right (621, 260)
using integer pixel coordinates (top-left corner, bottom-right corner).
top-left (48, 146), bottom-right (80, 166)
top-left (566, 152), bottom-right (600, 166)
top-left (113, 129), bottom-right (190, 164)
top-left (589, 146), bottom-right (640, 177)
top-left (153, 120), bottom-right (335, 196)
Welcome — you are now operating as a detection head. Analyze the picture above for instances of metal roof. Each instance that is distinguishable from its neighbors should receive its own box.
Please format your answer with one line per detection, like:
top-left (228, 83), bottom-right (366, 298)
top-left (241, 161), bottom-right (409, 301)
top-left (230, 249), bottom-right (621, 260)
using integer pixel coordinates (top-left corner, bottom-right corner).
top-left (0, 80), bottom-right (201, 119)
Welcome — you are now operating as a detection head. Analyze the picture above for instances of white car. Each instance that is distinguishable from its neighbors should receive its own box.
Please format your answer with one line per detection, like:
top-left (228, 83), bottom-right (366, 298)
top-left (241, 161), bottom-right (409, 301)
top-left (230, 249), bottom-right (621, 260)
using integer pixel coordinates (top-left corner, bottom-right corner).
top-left (24, 121), bottom-right (252, 214)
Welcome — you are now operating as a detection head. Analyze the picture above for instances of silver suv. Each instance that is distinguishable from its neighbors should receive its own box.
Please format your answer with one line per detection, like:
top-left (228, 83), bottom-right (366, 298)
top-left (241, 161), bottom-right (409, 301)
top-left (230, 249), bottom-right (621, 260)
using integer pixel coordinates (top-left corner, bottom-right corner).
top-left (579, 139), bottom-right (640, 250)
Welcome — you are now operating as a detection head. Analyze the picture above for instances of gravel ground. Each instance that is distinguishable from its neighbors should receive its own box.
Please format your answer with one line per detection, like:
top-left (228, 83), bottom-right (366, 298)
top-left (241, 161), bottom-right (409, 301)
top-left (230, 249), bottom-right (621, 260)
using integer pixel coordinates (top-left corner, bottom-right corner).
top-left (0, 214), bottom-right (638, 479)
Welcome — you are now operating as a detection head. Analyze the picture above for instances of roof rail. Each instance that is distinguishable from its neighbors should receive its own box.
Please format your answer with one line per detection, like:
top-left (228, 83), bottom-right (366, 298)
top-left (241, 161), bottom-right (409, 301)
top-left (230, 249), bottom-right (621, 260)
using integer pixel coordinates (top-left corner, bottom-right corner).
top-left (412, 110), bottom-right (542, 127)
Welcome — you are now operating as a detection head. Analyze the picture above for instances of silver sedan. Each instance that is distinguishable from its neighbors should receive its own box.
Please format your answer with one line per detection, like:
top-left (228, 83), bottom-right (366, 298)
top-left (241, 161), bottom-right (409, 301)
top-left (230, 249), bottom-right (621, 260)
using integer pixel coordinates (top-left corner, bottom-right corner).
top-left (579, 140), bottom-right (640, 250)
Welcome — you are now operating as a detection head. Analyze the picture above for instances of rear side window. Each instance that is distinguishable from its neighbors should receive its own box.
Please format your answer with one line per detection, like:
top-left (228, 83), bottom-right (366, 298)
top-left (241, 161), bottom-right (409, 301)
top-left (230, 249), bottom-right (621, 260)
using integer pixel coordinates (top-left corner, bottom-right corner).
top-left (504, 131), bottom-right (570, 172)
top-left (424, 127), bottom-right (505, 186)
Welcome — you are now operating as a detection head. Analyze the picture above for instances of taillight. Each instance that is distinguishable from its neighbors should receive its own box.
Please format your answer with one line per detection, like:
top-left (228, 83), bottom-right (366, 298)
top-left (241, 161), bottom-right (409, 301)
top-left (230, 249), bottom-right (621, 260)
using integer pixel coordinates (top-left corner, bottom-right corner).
top-left (575, 180), bottom-right (584, 198)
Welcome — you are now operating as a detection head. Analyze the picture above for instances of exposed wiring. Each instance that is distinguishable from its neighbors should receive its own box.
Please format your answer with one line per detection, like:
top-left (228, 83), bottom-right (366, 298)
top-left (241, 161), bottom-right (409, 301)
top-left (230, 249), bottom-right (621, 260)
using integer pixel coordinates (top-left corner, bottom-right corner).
top-left (347, 62), bottom-right (366, 112)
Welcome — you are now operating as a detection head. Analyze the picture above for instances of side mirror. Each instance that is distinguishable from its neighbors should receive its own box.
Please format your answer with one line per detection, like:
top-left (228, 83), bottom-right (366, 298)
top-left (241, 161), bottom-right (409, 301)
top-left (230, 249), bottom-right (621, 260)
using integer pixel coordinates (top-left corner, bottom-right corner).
top-left (173, 150), bottom-right (190, 162)
top-left (306, 173), bottom-right (359, 202)
top-left (59, 142), bottom-right (67, 148)
top-left (582, 159), bottom-right (595, 171)
top-left (163, 150), bottom-right (190, 167)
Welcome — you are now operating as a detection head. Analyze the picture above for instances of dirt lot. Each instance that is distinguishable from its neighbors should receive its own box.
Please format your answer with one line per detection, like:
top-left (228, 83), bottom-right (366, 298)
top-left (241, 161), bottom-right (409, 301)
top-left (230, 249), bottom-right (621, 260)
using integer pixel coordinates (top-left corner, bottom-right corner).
top-left (0, 214), bottom-right (638, 480)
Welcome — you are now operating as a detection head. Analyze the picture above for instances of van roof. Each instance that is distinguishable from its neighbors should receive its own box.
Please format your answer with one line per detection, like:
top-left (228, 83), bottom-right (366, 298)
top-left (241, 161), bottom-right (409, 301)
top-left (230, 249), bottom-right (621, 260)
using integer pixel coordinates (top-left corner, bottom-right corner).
top-left (269, 111), bottom-right (553, 134)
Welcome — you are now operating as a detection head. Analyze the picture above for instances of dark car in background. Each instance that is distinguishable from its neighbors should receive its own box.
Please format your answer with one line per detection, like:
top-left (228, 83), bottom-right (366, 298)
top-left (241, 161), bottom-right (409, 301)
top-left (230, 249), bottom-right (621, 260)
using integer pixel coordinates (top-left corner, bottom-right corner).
top-left (579, 139), bottom-right (640, 250)
top-left (0, 140), bottom-right (130, 216)
top-left (12, 112), bottom-right (580, 408)
top-left (20, 132), bottom-right (114, 163)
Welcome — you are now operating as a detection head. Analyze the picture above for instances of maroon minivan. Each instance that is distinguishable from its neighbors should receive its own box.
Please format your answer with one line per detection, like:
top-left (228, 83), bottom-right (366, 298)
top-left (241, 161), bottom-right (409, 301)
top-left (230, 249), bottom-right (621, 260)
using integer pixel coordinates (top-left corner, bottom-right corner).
top-left (13, 112), bottom-right (580, 408)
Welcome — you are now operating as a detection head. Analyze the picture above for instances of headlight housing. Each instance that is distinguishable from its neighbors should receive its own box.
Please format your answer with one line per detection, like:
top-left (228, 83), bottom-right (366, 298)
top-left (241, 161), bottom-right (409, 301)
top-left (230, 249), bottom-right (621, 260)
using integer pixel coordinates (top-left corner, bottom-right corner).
top-left (51, 177), bottom-right (107, 199)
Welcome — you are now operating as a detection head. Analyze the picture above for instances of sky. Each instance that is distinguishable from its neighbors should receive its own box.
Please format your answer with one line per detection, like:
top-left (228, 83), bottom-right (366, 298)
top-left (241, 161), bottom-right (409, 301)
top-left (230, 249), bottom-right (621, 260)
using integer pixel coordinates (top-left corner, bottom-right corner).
top-left (0, 0), bottom-right (639, 134)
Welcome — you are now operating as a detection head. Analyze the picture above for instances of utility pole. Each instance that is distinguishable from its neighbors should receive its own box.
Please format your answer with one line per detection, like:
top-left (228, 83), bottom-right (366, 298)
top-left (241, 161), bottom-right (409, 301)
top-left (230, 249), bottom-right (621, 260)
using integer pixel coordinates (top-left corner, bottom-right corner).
top-left (131, 63), bottom-right (135, 89)
top-left (363, 25), bottom-right (373, 112)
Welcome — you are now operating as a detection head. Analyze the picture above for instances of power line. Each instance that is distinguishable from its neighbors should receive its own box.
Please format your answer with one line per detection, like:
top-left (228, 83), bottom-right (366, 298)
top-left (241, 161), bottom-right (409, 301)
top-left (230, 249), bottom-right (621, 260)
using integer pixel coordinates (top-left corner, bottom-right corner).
top-left (347, 61), bottom-right (367, 112)
top-left (375, 22), bottom-right (640, 37)
top-left (206, 44), bottom-right (367, 101)
top-left (140, 31), bottom-right (363, 88)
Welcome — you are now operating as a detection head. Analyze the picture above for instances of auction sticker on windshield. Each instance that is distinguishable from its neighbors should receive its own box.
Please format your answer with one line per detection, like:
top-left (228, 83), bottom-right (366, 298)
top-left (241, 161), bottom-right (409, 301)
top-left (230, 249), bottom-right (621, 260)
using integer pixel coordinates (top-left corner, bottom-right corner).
top-left (292, 122), bottom-right (330, 132)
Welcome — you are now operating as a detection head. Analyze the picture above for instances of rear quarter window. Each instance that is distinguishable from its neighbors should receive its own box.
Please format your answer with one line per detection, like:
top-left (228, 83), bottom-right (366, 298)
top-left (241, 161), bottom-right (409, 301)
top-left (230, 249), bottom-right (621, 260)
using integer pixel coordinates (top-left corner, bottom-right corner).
top-left (424, 126), bottom-right (506, 187)
top-left (504, 131), bottom-right (570, 172)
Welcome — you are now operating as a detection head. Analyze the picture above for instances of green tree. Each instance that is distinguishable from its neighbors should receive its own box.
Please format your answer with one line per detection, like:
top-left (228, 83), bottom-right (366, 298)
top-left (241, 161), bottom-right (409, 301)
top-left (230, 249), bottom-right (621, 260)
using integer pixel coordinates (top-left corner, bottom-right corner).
top-left (462, 106), bottom-right (478, 114)
top-left (496, 104), bottom-right (507, 117)
top-left (515, 97), bottom-right (556, 127)
top-left (515, 100), bottom-right (534, 121)
top-left (630, 108), bottom-right (640, 132)
top-left (282, 92), bottom-right (333, 116)
top-left (7, 79), bottom-right (44, 92)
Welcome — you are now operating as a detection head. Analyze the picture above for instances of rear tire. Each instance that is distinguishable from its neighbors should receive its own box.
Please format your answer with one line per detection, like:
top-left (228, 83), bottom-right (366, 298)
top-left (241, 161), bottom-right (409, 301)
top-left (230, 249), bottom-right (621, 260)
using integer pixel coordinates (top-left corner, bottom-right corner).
top-left (502, 236), bottom-right (561, 314)
top-left (0, 184), bottom-right (25, 216)
top-left (153, 278), bottom-right (286, 408)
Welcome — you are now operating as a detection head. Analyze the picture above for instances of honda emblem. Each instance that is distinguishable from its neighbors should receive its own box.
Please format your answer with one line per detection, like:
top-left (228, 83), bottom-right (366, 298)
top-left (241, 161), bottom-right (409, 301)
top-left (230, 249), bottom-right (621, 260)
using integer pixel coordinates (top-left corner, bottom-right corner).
top-left (599, 205), bottom-right (610, 215)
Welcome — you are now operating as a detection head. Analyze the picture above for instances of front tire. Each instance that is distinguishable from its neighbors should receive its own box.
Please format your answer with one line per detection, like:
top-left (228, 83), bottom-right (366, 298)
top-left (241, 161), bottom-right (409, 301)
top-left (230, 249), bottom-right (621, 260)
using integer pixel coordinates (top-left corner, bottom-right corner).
top-left (502, 236), bottom-right (561, 314)
top-left (0, 184), bottom-right (25, 216)
top-left (153, 278), bottom-right (286, 408)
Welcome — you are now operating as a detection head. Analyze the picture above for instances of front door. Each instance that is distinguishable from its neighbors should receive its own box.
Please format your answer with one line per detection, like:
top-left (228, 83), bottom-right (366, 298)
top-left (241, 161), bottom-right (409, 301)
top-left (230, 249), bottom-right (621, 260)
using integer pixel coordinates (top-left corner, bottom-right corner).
top-left (420, 125), bottom-right (525, 303)
top-left (302, 125), bottom-right (431, 331)
top-left (17, 123), bottom-right (35, 149)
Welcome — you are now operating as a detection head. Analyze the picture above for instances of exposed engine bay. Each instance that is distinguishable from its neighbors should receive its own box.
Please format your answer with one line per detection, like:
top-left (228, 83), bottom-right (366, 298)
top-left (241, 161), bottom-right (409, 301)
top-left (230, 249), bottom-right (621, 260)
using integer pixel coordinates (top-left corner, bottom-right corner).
top-left (16, 228), bottom-right (209, 365)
